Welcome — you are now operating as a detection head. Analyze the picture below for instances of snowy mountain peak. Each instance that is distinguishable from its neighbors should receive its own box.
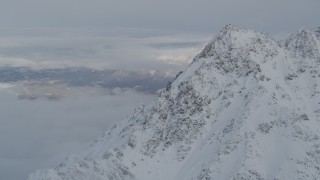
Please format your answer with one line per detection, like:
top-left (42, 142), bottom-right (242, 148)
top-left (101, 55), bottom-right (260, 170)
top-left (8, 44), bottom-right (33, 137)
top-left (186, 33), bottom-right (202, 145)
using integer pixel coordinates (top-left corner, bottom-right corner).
top-left (285, 27), bottom-right (320, 59)
top-left (28, 26), bottom-right (320, 180)
top-left (194, 24), bottom-right (279, 78)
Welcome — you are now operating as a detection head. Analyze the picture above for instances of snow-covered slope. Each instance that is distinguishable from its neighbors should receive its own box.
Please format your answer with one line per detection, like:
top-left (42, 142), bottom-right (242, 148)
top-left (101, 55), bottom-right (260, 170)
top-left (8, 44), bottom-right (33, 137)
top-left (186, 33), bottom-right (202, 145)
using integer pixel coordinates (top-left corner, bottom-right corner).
top-left (28, 25), bottom-right (320, 180)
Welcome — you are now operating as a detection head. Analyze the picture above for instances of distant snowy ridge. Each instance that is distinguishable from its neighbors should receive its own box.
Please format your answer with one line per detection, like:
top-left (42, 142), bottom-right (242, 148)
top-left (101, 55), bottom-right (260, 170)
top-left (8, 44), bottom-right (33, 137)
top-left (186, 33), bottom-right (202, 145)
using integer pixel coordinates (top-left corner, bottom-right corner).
top-left (28, 25), bottom-right (320, 180)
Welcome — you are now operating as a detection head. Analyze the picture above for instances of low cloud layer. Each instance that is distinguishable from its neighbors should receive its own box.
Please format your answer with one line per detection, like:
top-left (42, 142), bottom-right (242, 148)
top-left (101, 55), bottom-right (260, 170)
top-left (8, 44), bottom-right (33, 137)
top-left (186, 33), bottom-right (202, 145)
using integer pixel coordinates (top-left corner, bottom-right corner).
top-left (0, 27), bottom-right (209, 72)
top-left (0, 89), bottom-right (156, 180)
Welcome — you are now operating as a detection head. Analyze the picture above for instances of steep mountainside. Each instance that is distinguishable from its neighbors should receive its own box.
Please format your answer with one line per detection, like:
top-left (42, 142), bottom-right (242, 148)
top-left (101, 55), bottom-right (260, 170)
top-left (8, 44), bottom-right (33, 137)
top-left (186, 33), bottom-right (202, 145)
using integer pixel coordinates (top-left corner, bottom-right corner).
top-left (28, 25), bottom-right (320, 180)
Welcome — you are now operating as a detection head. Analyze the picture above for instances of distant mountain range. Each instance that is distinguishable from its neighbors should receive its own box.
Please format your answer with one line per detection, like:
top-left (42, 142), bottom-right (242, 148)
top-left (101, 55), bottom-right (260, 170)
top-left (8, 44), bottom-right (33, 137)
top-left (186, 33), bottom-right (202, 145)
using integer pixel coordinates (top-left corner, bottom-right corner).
top-left (0, 67), bottom-right (175, 100)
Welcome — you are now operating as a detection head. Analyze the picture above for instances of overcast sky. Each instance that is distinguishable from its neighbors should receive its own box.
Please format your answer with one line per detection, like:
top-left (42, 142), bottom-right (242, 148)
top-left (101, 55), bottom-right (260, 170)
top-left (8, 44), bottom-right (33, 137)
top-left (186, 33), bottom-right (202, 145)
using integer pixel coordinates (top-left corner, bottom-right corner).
top-left (0, 0), bottom-right (319, 33)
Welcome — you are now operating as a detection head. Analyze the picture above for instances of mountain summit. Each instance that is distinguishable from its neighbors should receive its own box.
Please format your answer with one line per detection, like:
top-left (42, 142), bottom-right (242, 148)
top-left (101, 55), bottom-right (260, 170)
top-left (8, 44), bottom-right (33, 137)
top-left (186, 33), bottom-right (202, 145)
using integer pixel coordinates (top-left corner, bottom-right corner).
top-left (28, 25), bottom-right (320, 180)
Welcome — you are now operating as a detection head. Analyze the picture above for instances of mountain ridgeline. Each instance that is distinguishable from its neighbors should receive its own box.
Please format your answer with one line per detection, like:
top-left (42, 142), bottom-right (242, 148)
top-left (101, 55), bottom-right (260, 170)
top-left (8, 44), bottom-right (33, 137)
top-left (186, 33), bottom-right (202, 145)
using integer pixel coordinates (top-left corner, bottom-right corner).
top-left (28, 25), bottom-right (320, 180)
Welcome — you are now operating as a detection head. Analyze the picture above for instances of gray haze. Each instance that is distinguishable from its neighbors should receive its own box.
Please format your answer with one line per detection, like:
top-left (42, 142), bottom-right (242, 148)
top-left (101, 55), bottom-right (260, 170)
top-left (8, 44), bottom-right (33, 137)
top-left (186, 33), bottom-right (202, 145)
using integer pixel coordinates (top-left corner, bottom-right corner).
top-left (0, 89), bottom-right (155, 180)
top-left (0, 0), bottom-right (319, 33)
